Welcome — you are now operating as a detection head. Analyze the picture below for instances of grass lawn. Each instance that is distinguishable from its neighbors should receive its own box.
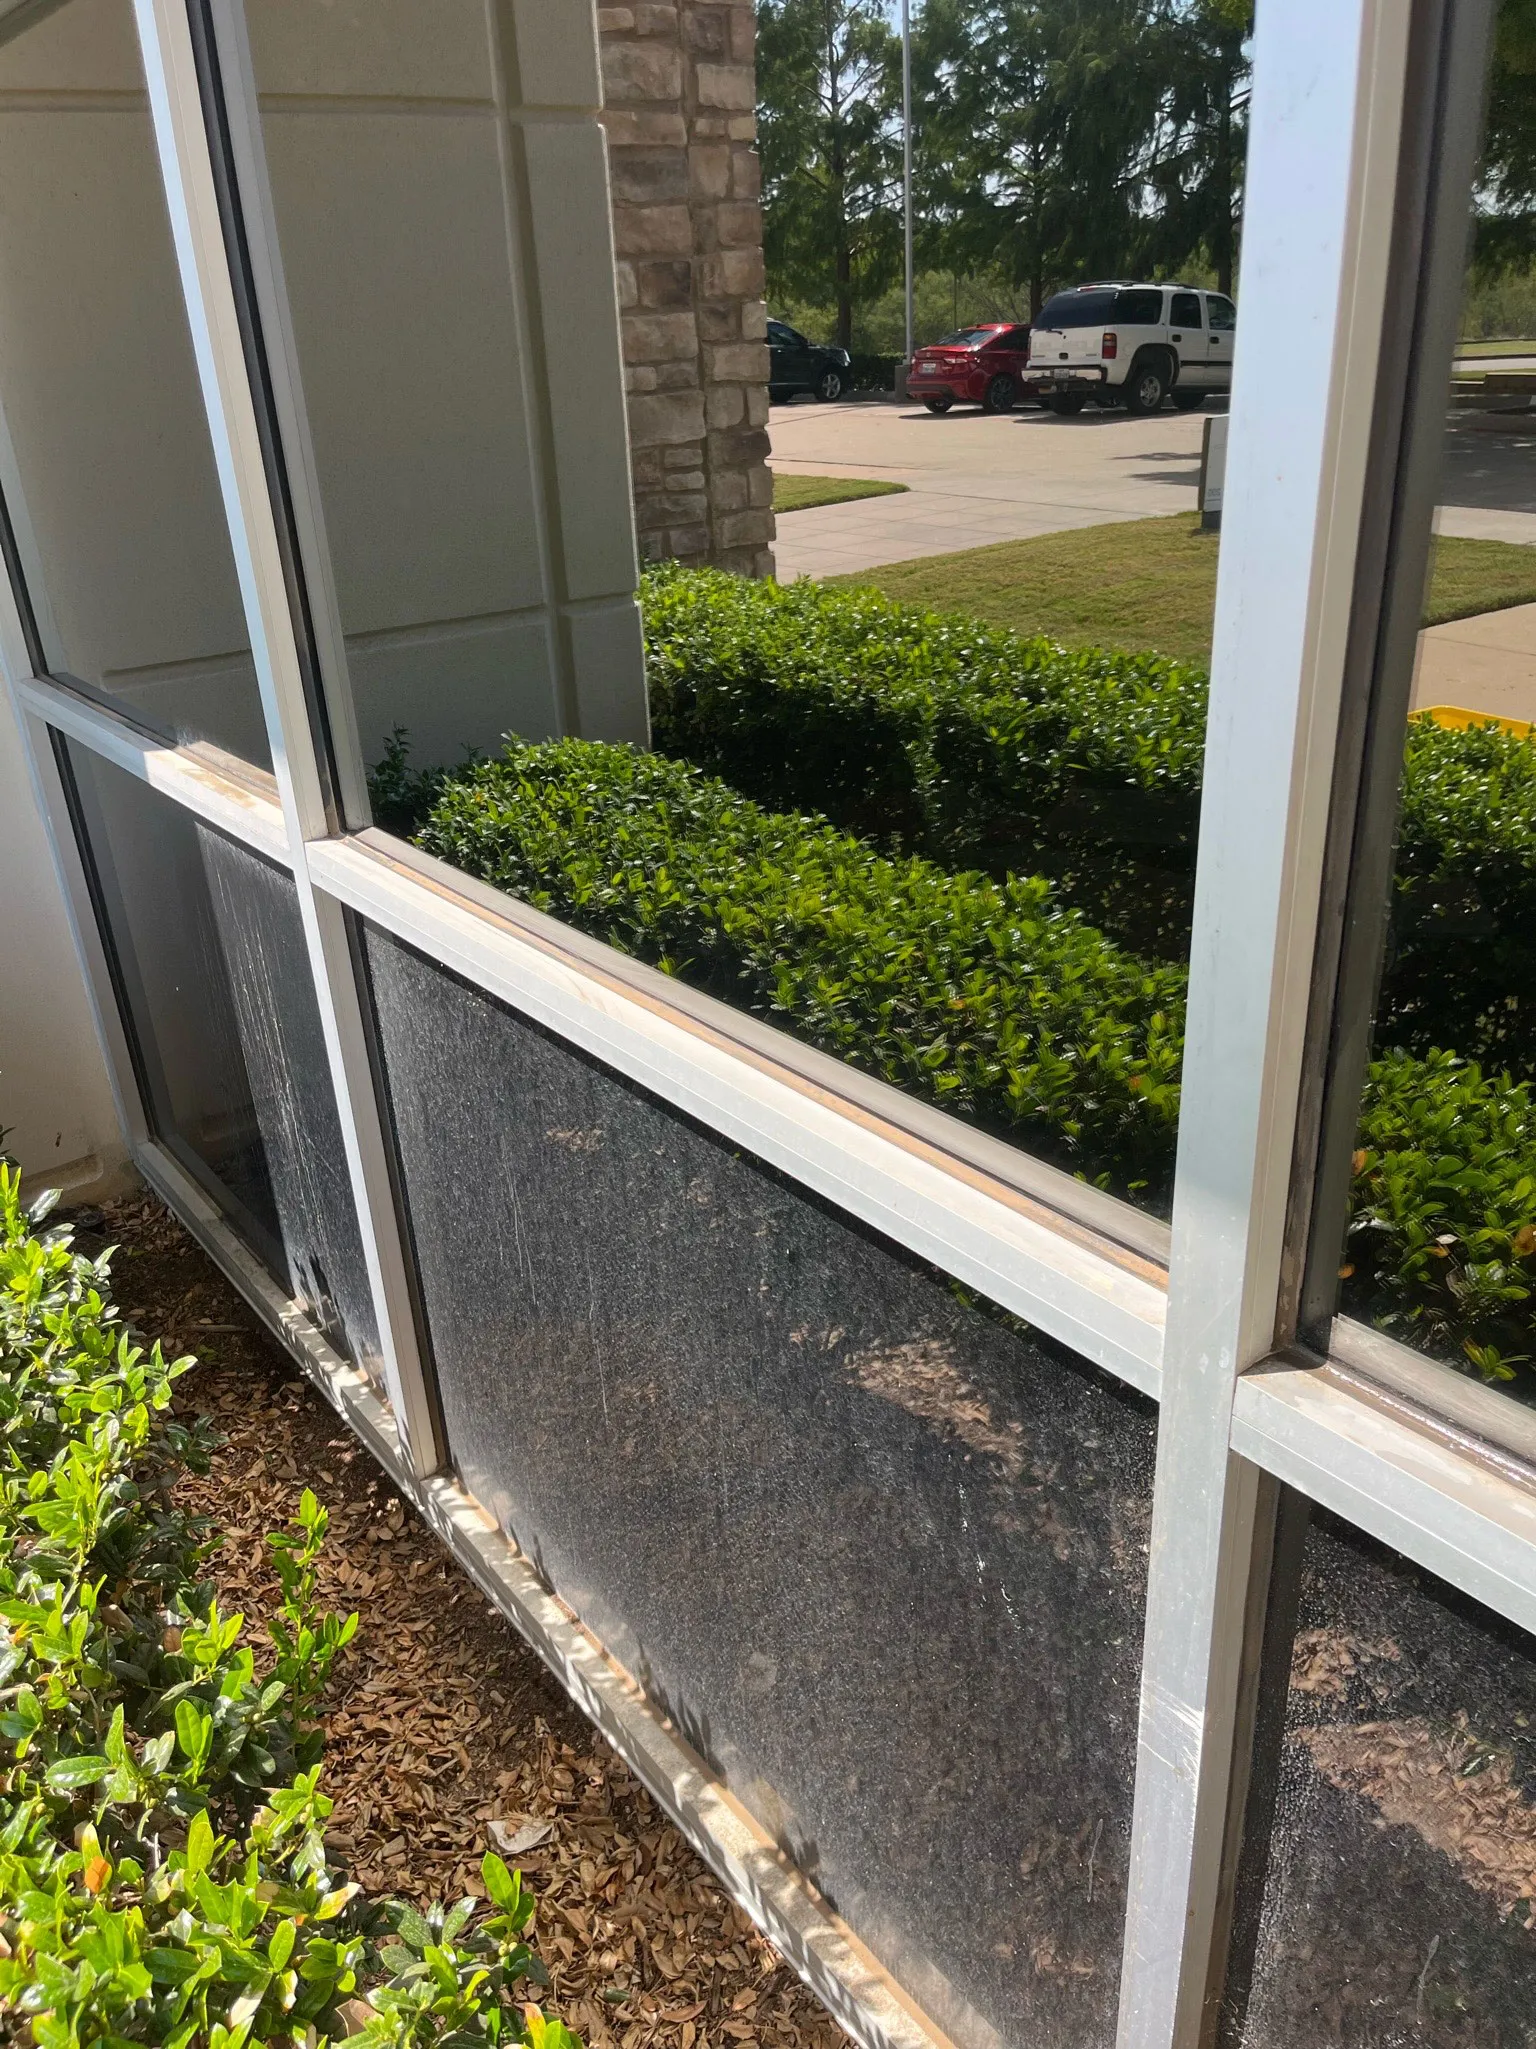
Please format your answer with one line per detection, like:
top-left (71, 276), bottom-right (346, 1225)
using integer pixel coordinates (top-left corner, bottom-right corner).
top-left (773, 471), bottom-right (909, 514)
top-left (1455, 339), bottom-right (1536, 359)
top-left (830, 513), bottom-right (1536, 667)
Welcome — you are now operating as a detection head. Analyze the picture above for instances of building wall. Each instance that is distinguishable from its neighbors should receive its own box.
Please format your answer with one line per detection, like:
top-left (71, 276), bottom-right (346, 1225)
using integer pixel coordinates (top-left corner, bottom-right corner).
top-left (599, 2), bottom-right (775, 578)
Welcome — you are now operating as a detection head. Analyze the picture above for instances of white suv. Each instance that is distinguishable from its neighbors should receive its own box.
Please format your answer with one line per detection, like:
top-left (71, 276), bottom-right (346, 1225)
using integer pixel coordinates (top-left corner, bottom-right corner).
top-left (1026, 282), bottom-right (1236, 415)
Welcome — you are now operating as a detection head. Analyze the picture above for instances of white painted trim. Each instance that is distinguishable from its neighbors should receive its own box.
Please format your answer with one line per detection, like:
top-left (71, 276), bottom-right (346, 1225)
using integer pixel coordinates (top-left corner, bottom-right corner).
top-left (15, 674), bottom-right (290, 864)
top-left (1232, 1359), bottom-right (1536, 1636)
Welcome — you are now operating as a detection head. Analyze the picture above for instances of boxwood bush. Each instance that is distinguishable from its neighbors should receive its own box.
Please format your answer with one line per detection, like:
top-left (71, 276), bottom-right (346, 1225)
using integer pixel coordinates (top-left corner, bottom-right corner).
top-left (0, 1167), bottom-right (579, 2048)
top-left (421, 739), bottom-right (1536, 1387)
top-left (642, 564), bottom-right (1536, 1074)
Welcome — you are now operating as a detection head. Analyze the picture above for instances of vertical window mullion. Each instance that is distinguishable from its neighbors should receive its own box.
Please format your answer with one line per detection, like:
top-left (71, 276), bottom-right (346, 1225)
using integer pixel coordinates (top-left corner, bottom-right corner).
top-left (129, 0), bottom-right (443, 1476)
top-left (1115, 4), bottom-right (1418, 2044)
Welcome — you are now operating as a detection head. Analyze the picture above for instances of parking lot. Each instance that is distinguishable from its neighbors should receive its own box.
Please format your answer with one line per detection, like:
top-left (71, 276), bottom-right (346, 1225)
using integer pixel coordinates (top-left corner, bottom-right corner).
top-left (769, 394), bottom-right (1536, 584)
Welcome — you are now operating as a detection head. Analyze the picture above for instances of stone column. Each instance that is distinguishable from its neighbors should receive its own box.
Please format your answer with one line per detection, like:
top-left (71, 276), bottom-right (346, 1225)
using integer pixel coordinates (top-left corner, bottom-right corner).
top-left (599, 2), bottom-right (775, 578)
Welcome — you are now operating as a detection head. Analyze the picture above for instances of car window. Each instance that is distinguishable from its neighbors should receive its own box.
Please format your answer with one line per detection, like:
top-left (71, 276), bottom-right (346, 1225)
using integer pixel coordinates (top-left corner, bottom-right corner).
top-left (1114, 288), bottom-right (1165, 324)
top-left (1035, 290), bottom-right (1117, 328)
top-left (937, 328), bottom-right (997, 347)
top-left (768, 321), bottom-right (806, 348)
top-left (999, 326), bottom-right (1032, 347)
top-left (1207, 295), bottom-right (1237, 331)
top-left (1170, 292), bottom-right (1203, 328)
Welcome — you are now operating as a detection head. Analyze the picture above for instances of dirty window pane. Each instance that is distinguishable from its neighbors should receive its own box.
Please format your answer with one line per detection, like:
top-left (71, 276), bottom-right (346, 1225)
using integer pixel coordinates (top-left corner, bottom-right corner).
top-left (0, 0), bottom-right (269, 767)
top-left (63, 740), bottom-right (379, 1379)
top-left (1226, 1505), bottom-right (1536, 2048)
top-left (361, 922), bottom-right (1157, 2049)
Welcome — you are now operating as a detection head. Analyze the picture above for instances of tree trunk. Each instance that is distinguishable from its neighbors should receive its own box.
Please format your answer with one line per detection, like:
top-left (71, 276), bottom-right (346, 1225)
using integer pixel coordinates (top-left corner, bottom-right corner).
top-left (836, 241), bottom-right (853, 350)
top-left (1214, 40), bottom-right (1238, 296)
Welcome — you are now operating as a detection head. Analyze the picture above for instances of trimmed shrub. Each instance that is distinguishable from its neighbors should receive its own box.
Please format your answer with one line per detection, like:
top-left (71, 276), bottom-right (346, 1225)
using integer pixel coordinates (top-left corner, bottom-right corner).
top-left (419, 739), bottom-right (1186, 1192)
top-left (421, 738), bottom-right (1536, 1391)
top-left (641, 564), bottom-right (1536, 1072)
top-left (0, 1167), bottom-right (579, 2048)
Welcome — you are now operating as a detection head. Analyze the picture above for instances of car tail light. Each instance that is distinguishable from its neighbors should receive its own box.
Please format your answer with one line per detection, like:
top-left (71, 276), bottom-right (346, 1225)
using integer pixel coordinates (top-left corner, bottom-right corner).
top-left (1102, 331), bottom-right (1118, 359)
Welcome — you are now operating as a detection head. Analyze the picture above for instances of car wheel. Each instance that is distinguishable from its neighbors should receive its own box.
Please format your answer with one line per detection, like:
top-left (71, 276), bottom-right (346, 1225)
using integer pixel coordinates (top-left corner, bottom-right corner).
top-left (982, 373), bottom-right (1017, 414)
top-left (814, 368), bottom-right (845, 402)
top-left (924, 396), bottom-right (954, 414)
top-left (1171, 388), bottom-right (1205, 411)
top-left (1046, 393), bottom-right (1086, 416)
top-left (1126, 356), bottom-right (1171, 415)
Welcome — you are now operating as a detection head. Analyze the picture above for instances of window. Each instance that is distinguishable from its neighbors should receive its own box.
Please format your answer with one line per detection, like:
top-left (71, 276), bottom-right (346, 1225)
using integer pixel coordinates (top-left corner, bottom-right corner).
top-left (1114, 288), bottom-right (1165, 324)
top-left (937, 326), bottom-right (997, 346)
top-left (1035, 289), bottom-right (1118, 327)
top-left (768, 321), bottom-right (802, 346)
top-left (1208, 294), bottom-right (1237, 330)
top-left (1171, 291), bottom-right (1204, 328)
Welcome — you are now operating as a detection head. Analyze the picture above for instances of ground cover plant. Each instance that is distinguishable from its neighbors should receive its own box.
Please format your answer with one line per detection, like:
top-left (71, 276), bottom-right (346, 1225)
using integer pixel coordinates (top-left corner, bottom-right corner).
top-left (824, 513), bottom-right (1536, 668)
top-left (770, 475), bottom-right (908, 515)
top-left (0, 1165), bottom-right (585, 2047)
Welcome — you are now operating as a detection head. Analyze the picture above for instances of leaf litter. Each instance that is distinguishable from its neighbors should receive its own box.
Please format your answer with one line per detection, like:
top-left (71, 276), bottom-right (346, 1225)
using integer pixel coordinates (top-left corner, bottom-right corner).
top-left (83, 1189), bottom-right (850, 2049)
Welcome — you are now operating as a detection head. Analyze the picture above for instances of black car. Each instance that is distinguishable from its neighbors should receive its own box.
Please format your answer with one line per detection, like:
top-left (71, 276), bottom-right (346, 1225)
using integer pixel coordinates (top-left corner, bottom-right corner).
top-left (768, 320), bottom-right (851, 403)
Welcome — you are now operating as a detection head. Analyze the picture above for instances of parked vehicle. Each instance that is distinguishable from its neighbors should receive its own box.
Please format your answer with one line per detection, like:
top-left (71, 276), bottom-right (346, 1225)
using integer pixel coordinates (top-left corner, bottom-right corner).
top-left (906, 323), bottom-right (1034, 413)
top-left (1026, 283), bottom-right (1236, 414)
top-left (768, 320), bottom-right (852, 402)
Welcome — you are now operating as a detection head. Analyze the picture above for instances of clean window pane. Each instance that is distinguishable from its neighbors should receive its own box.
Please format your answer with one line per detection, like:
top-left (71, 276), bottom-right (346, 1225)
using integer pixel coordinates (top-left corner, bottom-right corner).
top-left (1225, 1502), bottom-right (1536, 2047)
top-left (1208, 295), bottom-right (1237, 331)
top-left (1171, 292), bottom-right (1203, 328)
top-left (0, 0), bottom-right (270, 768)
top-left (1318, 28), bottom-right (1536, 1412)
top-left (1036, 290), bottom-right (1118, 327)
top-left (63, 739), bottom-right (380, 1379)
top-left (237, 0), bottom-right (641, 799)
top-left (361, 922), bottom-right (1157, 2049)
top-left (1114, 289), bottom-right (1164, 323)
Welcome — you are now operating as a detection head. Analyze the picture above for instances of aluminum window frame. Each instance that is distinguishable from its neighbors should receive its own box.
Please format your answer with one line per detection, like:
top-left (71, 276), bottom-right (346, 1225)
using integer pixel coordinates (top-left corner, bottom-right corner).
top-left (2, 1), bottom-right (1533, 2047)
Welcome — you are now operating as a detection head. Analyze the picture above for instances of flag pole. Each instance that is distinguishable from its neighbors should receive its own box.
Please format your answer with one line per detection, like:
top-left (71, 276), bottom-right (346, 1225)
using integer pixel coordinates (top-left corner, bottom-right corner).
top-left (902, 0), bottom-right (914, 367)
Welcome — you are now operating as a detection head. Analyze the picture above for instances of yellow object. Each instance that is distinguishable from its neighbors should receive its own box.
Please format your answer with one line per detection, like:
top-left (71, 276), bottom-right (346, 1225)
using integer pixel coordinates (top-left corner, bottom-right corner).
top-left (1413, 704), bottom-right (1535, 739)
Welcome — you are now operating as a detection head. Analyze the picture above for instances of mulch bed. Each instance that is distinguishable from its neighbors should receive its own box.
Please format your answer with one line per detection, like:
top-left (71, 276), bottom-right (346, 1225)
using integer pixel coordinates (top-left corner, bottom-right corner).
top-left (74, 1188), bottom-right (847, 2049)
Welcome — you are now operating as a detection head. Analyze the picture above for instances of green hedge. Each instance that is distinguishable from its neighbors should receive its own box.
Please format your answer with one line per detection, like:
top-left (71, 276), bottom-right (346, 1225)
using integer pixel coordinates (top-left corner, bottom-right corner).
top-left (0, 1167), bottom-right (580, 2047)
top-left (642, 563), bottom-right (1536, 1072)
top-left (420, 739), bottom-right (1186, 1191)
top-left (421, 739), bottom-right (1536, 1385)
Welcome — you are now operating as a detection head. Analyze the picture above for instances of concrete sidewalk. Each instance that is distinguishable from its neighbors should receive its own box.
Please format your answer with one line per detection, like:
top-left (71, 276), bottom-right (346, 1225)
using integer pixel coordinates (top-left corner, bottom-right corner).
top-left (1414, 602), bottom-right (1536, 726)
top-left (768, 395), bottom-right (1536, 581)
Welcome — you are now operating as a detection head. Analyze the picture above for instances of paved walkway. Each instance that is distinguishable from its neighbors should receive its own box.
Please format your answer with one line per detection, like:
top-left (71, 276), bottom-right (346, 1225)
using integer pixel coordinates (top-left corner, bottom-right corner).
top-left (769, 395), bottom-right (1536, 580)
top-left (1414, 602), bottom-right (1536, 725)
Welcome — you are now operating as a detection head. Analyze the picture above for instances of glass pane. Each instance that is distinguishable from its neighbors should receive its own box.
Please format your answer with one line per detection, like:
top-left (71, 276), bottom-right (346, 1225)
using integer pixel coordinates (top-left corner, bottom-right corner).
top-left (247, 0), bottom-right (1251, 1224)
top-left (1322, 18), bottom-right (1536, 1409)
top-left (0, 0), bottom-right (270, 768)
top-left (239, 0), bottom-right (641, 793)
top-left (361, 921), bottom-right (1157, 2049)
top-left (1226, 1504), bottom-right (1536, 2048)
top-left (64, 740), bottom-right (379, 1377)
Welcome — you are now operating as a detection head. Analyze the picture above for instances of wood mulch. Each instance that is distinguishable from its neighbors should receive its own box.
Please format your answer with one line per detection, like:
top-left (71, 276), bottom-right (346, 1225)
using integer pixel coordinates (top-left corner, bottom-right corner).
top-left (79, 1189), bottom-right (847, 2049)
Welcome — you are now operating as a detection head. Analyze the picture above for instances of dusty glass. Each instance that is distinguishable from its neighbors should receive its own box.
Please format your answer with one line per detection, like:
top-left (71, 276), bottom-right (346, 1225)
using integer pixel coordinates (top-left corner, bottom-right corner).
top-left (63, 740), bottom-right (380, 1377)
top-left (1225, 1503), bottom-right (1536, 2048)
top-left (0, 0), bottom-right (270, 767)
top-left (362, 921), bottom-right (1158, 2049)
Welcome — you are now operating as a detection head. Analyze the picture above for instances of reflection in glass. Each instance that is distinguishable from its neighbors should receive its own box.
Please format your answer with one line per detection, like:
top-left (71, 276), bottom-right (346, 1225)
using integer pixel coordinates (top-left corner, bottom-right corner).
top-left (1228, 1506), bottom-right (1536, 2048)
top-left (65, 741), bottom-right (379, 1378)
top-left (1327, 21), bottom-right (1536, 1406)
top-left (0, 0), bottom-right (269, 767)
top-left (362, 923), bottom-right (1157, 2049)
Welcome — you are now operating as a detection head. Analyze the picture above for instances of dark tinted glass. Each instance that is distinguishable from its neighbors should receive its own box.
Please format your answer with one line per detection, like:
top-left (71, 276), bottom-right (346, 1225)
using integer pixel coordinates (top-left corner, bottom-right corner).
top-left (1226, 1505), bottom-right (1536, 2048)
top-left (1209, 295), bottom-right (1237, 330)
top-left (362, 924), bottom-right (1157, 2049)
top-left (1171, 292), bottom-right (1203, 327)
top-left (1319, 25), bottom-right (1536, 1413)
top-left (1115, 289), bottom-right (1165, 323)
top-left (0, 0), bottom-right (269, 768)
top-left (938, 326), bottom-right (995, 345)
top-left (1036, 290), bottom-right (1117, 326)
top-left (64, 741), bottom-right (380, 1379)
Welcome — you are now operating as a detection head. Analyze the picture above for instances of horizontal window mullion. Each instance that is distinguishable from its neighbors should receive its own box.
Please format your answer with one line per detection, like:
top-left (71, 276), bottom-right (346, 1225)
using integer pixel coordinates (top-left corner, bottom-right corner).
top-left (18, 673), bottom-right (289, 865)
top-left (1231, 1357), bottom-right (1536, 1635)
top-left (309, 832), bottom-right (1169, 1401)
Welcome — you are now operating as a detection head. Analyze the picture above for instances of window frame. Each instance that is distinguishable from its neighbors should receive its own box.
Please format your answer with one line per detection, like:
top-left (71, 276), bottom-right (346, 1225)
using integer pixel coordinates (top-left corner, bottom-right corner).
top-left (0, 3), bottom-right (1526, 2049)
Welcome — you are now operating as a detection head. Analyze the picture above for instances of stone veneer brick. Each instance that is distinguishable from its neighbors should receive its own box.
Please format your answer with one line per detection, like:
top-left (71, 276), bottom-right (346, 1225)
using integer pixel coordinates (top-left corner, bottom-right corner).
top-left (599, 1), bottom-right (774, 578)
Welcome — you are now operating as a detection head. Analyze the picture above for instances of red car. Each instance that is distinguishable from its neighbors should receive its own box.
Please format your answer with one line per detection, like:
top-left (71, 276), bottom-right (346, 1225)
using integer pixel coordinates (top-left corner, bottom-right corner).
top-left (907, 323), bottom-right (1033, 413)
